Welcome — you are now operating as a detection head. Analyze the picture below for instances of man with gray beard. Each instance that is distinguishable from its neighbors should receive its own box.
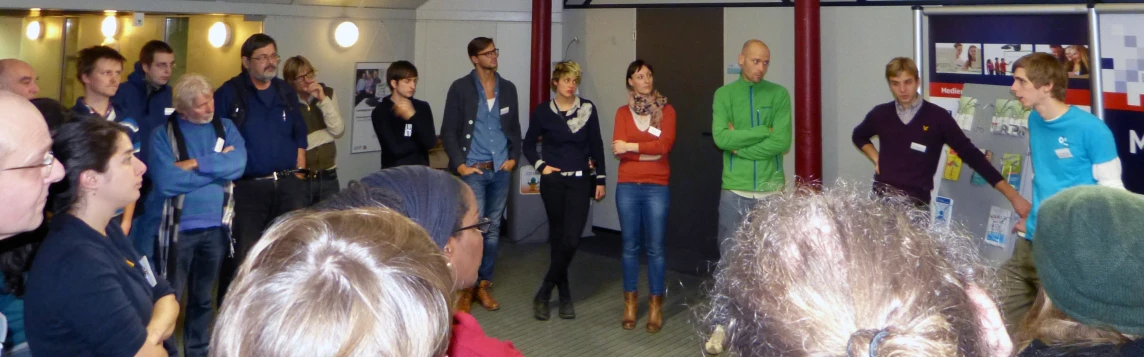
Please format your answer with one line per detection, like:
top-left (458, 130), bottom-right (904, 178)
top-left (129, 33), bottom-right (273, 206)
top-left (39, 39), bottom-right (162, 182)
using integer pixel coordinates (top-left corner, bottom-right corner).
top-left (144, 73), bottom-right (246, 357)
top-left (212, 34), bottom-right (308, 303)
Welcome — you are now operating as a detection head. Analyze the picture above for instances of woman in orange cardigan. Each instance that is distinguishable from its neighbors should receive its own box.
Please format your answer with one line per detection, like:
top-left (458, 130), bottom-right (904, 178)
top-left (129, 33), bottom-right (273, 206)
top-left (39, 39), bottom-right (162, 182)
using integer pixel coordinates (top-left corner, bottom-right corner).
top-left (612, 60), bottom-right (676, 333)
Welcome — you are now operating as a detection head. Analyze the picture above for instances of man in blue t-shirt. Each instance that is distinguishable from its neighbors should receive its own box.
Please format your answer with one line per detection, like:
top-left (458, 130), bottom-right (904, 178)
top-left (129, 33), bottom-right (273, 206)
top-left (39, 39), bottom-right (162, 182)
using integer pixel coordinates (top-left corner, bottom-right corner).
top-left (1000, 52), bottom-right (1124, 333)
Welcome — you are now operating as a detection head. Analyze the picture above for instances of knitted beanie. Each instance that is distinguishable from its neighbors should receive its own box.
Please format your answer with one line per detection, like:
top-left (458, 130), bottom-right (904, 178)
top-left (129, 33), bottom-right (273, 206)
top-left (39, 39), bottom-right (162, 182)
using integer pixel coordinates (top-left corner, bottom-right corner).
top-left (360, 166), bottom-right (465, 249)
top-left (1033, 186), bottom-right (1144, 335)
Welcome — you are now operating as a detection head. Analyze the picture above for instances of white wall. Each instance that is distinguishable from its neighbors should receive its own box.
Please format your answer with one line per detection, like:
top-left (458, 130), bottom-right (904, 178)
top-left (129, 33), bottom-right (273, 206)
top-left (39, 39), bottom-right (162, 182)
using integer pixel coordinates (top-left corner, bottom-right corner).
top-left (563, 8), bottom-right (636, 230)
top-left (266, 16), bottom-right (417, 184)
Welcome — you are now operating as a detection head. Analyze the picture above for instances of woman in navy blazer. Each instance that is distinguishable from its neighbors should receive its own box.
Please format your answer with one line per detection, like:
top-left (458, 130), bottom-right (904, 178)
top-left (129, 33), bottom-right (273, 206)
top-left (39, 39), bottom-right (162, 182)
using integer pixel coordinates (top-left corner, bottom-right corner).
top-left (25, 118), bottom-right (178, 357)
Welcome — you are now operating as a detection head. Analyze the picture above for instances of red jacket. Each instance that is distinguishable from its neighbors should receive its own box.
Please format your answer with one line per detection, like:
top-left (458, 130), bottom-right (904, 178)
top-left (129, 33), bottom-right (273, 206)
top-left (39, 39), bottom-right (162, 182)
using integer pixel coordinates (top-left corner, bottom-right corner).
top-left (613, 104), bottom-right (676, 186)
top-left (447, 312), bottom-right (524, 357)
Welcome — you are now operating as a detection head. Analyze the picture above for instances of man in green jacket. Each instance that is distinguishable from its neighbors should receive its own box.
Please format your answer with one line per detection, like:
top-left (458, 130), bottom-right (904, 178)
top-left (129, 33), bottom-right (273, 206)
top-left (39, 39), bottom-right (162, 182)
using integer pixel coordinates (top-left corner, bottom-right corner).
top-left (712, 39), bottom-right (792, 256)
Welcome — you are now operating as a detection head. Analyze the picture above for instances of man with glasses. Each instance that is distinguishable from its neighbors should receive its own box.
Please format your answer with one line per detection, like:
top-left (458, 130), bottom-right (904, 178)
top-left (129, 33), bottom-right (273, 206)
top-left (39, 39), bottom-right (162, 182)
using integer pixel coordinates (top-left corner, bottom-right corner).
top-left (213, 34), bottom-right (309, 303)
top-left (284, 55), bottom-right (344, 205)
top-left (372, 60), bottom-right (435, 168)
top-left (441, 37), bottom-right (521, 313)
top-left (113, 40), bottom-right (178, 259)
top-left (0, 59), bottom-right (40, 100)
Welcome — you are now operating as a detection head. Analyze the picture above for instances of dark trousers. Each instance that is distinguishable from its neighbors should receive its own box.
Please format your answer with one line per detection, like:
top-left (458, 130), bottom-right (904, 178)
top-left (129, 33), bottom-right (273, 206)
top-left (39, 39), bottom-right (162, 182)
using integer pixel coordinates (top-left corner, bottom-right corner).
top-left (217, 175), bottom-right (308, 304)
top-left (872, 181), bottom-right (930, 211)
top-left (539, 174), bottom-right (593, 286)
top-left (308, 169), bottom-right (341, 206)
top-left (168, 227), bottom-right (227, 357)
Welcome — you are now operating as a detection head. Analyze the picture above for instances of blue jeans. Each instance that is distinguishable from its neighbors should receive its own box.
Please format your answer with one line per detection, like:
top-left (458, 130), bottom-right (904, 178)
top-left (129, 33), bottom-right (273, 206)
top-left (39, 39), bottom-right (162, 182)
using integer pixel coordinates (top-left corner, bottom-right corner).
top-left (616, 183), bottom-right (669, 295)
top-left (461, 169), bottom-right (511, 282)
top-left (169, 227), bottom-right (228, 357)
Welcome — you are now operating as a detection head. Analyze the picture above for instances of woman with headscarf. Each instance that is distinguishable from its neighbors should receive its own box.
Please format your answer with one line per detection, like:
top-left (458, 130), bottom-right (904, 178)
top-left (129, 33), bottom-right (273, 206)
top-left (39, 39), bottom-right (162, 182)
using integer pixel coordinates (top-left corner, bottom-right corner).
top-left (317, 165), bottom-right (524, 357)
top-left (611, 59), bottom-right (676, 333)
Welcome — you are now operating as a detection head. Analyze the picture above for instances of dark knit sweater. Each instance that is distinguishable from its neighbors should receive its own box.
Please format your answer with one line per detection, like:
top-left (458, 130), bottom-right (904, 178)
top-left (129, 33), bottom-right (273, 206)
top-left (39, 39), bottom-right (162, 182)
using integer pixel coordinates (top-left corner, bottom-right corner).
top-left (852, 100), bottom-right (1004, 201)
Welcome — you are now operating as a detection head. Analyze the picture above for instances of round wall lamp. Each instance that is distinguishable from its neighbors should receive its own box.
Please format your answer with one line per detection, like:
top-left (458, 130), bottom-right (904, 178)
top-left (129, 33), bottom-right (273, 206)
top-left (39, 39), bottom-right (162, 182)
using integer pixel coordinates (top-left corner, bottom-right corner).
top-left (334, 21), bottom-right (359, 48)
top-left (25, 20), bottom-right (41, 40)
top-left (101, 15), bottom-right (117, 38)
top-left (208, 21), bottom-right (230, 48)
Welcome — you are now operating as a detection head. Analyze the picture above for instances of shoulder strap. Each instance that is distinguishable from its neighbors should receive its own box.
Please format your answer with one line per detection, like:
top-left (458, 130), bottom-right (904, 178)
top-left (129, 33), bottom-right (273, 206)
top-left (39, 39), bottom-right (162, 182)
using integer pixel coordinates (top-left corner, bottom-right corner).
top-left (167, 113), bottom-right (190, 160)
top-left (227, 76), bottom-right (249, 128)
top-left (211, 117), bottom-right (226, 141)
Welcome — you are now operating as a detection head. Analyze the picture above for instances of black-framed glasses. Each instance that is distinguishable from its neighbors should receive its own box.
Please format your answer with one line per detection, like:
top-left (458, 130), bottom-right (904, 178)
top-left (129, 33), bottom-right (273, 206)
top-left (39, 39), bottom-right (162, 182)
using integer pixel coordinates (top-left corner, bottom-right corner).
top-left (250, 54), bottom-right (281, 63)
top-left (294, 69), bottom-right (318, 82)
top-left (1, 151), bottom-right (54, 177)
top-left (477, 48), bottom-right (500, 58)
top-left (455, 217), bottom-right (492, 234)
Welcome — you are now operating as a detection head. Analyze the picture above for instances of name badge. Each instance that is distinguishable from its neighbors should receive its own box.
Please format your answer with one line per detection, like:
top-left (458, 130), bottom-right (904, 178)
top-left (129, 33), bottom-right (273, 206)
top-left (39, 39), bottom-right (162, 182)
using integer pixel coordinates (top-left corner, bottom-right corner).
top-left (648, 127), bottom-right (662, 137)
top-left (910, 142), bottom-right (927, 152)
top-left (404, 124), bottom-right (413, 137)
top-left (575, 171), bottom-right (583, 177)
top-left (139, 257), bottom-right (158, 287)
top-left (214, 138), bottom-right (225, 153)
top-left (1055, 148), bottom-right (1073, 159)
top-left (164, 107), bottom-right (175, 116)
top-left (500, 107), bottom-right (510, 115)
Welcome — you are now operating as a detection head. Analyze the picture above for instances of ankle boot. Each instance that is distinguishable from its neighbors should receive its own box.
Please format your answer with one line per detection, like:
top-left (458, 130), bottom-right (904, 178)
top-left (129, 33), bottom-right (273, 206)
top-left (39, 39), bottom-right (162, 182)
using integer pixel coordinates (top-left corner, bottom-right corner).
top-left (475, 280), bottom-right (500, 311)
top-left (456, 287), bottom-right (474, 314)
top-left (533, 282), bottom-right (554, 321)
top-left (557, 281), bottom-right (575, 319)
top-left (647, 294), bottom-right (664, 333)
top-left (622, 292), bottom-right (638, 330)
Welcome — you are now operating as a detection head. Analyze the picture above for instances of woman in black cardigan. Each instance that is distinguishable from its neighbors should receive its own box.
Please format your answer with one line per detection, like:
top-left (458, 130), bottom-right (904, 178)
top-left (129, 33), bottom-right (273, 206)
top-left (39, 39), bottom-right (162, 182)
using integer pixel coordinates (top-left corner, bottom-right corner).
top-left (523, 60), bottom-right (606, 321)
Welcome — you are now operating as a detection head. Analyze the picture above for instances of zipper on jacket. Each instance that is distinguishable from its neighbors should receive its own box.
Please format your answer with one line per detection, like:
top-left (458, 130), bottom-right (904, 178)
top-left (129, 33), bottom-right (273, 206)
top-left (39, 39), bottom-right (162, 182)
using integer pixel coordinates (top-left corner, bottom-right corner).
top-left (750, 86), bottom-right (758, 190)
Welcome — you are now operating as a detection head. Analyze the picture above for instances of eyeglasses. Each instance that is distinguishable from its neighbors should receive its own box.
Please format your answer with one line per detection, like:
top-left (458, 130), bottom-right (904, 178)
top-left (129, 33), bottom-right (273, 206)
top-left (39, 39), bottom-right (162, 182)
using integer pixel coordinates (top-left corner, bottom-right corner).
top-left (1, 151), bottom-right (55, 177)
top-left (250, 54), bottom-right (281, 63)
top-left (151, 62), bottom-right (177, 71)
top-left (294, 70), bottom-right (317, 82)
top-left (455, 217), bottom-right (492, 234)
top-left (477, 49), bottom-right (500, 59)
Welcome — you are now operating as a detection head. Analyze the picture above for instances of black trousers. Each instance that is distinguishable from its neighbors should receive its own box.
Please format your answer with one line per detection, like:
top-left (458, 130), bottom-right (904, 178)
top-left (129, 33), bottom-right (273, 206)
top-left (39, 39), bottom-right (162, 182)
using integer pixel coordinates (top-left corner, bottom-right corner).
top-left (539, 174), bottom-right (593, 285)
top-left (216, 175), bottom-right (308, 304)
top-left (308, 169), bottom-right (341, 206)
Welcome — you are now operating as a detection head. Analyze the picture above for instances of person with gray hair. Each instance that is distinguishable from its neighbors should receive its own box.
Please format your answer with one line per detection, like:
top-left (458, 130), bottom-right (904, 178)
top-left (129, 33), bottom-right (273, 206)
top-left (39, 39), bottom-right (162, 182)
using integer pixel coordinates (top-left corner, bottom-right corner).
top-left (696, 186), bottom-right (1012, 357)
top-left (141, 73), bottom-right (247, 357)
top-left (210, 208), bottom-right (455, 357)
top-left (316, 166), bottom-right (524, 357)
top-left (0, 59), bottom-right (40, 100)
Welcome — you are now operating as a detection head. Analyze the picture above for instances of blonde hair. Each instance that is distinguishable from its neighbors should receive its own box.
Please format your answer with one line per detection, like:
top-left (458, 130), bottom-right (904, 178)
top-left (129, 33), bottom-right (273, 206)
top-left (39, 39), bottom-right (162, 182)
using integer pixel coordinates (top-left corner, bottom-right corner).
top-left (550, 60), bottom-right (582, 92)
top-left (172, 73), bottom-right (213, 113)
top-left (210, 208), bottom-right (455, 357)
top-left (885, 57), bottom-right (920, 81)
top-left (696, 184), bottom-right (995, 357)
top-left (1017, 290), bottom-right (1137, 351)
top-left (282, 55), bottom-right (313, 83)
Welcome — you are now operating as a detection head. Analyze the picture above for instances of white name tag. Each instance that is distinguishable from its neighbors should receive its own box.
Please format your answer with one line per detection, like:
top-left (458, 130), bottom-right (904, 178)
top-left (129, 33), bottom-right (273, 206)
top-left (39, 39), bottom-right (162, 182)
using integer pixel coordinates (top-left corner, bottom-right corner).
top-left (164, 107), bottom-right (175, 116)
top-left (214, 138), bottom-right (225, 153)
top-left (910, 142), bottom-right (927, 152)
top-left (404, 124), bottom-right (413, 137)
top-left (575, 171), bottom-right (583, 177)
top-left (500, 107), bottom-right (510, 115)
top-left (648, 127), bottom-right (662, 137)
top-left (139, 257), bottom-right (158, 287)
top-left (1055, 148), bottom-right (1073, 159)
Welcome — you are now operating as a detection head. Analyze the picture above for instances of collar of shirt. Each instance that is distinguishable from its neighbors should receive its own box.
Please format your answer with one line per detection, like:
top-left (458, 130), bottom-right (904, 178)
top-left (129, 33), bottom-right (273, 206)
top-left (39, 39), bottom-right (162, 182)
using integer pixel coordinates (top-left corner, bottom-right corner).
top-left (895, 97), bottom-right (922, 123)
top-left (144, 79), bottom-right (162, 97)
top-left (472, 70), bottom-right (500, 99)
top-left (550, 97), bottom-right (582, 116)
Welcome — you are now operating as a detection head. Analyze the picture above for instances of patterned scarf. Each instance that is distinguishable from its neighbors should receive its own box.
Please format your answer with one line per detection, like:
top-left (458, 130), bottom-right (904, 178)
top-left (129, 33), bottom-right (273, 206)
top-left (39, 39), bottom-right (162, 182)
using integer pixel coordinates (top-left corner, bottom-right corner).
top-left (631, 91), bottom-right (668, 128)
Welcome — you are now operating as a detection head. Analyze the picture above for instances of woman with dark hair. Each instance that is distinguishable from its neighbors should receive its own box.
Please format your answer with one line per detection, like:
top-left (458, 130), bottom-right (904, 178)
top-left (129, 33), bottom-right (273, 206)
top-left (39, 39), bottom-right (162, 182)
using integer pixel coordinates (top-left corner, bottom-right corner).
top-left (319, 166), bottom-right (524, 357)
top-left (523, 60), bottom-right (607, 321)
top-left (25, 118), bottom-right (178, 357)
top-left (612, 59), bottom-right (676, 332)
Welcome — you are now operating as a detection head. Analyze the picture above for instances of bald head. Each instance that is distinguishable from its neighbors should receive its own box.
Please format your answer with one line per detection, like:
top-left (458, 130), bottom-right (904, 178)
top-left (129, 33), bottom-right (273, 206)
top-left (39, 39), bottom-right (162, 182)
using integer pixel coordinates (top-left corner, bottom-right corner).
top-left (738, 39), bottom-right (772, 83)
top-left (0, 59), bottom-right (40, 100)
top-left (0, 89), bottom-right (59, 240)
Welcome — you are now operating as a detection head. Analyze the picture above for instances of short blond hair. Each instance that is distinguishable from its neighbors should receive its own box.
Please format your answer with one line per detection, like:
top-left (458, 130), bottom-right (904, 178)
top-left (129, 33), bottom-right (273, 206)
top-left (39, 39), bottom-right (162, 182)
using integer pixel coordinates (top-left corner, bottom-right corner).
top-left (885, 57), bottom-right (919, 81)
top-left (696, 185), bottom-right (995, 356)
top-left (210, 208), bottom-right (455, 357)
top-left (550, 60), bottom-right (582, 92)
top-left (282, 55), bottom-right (313, 83)
top-left (172, 73), bottom-right (213, 113)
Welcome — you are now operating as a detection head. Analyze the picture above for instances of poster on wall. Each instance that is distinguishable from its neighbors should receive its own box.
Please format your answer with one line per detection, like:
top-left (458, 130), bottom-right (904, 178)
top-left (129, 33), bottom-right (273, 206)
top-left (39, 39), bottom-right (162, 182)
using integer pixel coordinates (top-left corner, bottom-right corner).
top-left (350, 62), bottom-right (391, 154)
top-left (1099, 13), bottom-right (1144, 194)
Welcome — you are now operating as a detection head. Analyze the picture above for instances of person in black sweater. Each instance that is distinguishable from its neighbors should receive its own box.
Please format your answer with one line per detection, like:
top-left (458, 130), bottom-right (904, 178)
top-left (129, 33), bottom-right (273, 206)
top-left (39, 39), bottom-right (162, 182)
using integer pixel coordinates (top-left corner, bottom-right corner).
top-left (523, 60), bottom-right (606, 321)
top-left (852, 57), bottom-right (1030, 216)
top-left (372, 60), bottom-right (436, 168)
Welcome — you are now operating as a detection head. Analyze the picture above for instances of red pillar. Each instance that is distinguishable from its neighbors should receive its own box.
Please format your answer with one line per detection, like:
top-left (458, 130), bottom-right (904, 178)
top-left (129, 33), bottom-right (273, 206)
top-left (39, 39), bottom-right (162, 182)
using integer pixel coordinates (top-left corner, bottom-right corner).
top-left (795, 0), bottom-right (822, 189)
top-left (530, 0), bottom-right (552, 110)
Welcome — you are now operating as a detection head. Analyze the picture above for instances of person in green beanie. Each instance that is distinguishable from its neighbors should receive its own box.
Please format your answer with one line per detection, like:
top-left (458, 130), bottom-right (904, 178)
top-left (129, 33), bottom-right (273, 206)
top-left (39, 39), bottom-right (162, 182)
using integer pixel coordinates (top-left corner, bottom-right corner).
top-left (1015, 186), bottom-right (1144, 356)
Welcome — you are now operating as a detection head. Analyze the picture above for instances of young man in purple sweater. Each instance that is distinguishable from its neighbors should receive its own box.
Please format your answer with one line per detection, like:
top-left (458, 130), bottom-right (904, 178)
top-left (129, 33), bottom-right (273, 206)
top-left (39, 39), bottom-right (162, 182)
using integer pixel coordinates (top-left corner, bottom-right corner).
top-left (852, 57), bottom-right (1031, 216)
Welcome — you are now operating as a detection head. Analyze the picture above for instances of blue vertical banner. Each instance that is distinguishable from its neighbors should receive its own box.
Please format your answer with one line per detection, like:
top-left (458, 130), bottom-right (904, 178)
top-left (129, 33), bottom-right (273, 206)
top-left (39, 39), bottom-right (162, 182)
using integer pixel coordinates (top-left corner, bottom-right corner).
top-left (1099, 13), bottom-right (1144, 194)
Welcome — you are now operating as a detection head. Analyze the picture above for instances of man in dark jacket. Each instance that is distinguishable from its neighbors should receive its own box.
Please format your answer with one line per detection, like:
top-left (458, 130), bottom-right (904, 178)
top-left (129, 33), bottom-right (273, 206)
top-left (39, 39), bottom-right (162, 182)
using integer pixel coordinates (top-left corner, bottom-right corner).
top-left (440, 37), bottom-right (521, 313)
top-left (372, 60), bottom-right (435, 168)
top-left (113, 40), bottom-right (176, 257)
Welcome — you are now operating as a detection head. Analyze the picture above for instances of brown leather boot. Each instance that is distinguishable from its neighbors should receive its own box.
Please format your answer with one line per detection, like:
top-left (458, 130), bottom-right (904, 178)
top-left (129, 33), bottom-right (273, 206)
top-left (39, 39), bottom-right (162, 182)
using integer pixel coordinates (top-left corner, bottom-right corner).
top-left (475, 280), bottom-right (500, 311)
top-left (622, 292), bottom-right (638, 330)
top-left (456, 287), bottom-right (474, 314)
top-left (647, 294), bottom-right (663, 333)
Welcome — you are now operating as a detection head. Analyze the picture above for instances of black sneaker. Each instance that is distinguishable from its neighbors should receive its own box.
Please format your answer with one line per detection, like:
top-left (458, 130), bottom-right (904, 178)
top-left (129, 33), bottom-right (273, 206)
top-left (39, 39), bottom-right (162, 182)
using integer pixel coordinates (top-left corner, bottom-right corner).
top-left (533, 296), bottom-right (551, 320)
top-left (558, 299), bottom-right (576, 319)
